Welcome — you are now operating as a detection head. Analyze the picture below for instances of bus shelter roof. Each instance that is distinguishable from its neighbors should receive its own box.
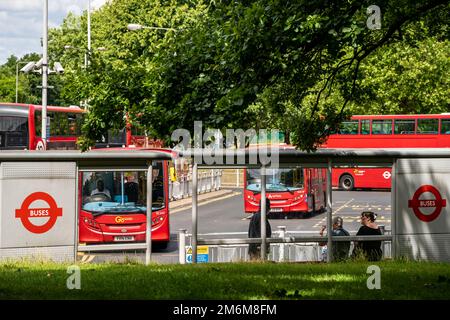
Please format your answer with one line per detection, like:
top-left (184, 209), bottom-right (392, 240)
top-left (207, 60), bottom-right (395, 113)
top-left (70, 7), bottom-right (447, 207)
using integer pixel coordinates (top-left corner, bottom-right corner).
top-left (0, 149), bottom-right (173, 169)
top-left (180, 147), bottom-right (450, 168)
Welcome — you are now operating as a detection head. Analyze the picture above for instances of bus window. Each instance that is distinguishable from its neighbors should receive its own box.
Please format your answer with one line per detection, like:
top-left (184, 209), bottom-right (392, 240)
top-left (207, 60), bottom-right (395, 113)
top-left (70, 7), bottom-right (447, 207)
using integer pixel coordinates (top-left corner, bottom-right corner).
top-left (81, 164), bottom-right (165, 211)
top-left (441, 119), bottom-right (450, 134)
top-left (246, 168), bottom-right (304, 192)
top-left (0, 116), bottom-right (28, 148)
top-left (36, 111), bottom-right (84, 137)
top-left (394, 119), bottom-right (415, 134)
top-left (361, 120), bottom-right (370, 135)
top-left (417, 119), bottom-right (438, 134)
top-left (338, 121), bottom-right (359, 134)
top-left (372, 120), bottom-right (392, 134)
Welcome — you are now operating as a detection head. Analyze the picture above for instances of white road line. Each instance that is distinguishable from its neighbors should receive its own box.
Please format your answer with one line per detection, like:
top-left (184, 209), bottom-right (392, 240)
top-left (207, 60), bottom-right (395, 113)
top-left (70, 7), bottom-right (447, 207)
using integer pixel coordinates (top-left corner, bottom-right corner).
top-left (313, 198), bottom-right (354, 228)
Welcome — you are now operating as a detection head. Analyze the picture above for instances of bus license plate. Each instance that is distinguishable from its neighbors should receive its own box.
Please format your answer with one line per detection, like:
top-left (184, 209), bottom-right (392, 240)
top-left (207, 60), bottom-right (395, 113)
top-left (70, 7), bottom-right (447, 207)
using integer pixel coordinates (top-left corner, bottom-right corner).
top-left (270, 208), bottom-right (283, 212)
top-left (114, 236), bottom-right (134, 242)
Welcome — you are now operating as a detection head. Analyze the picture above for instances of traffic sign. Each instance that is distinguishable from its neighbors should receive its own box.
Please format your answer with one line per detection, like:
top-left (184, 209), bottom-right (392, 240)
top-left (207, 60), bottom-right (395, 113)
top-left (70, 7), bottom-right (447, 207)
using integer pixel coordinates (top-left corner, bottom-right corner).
top-left (15, 192), bottom-right (63, 233)
top-left (408, 185), bottom-right (447, 222)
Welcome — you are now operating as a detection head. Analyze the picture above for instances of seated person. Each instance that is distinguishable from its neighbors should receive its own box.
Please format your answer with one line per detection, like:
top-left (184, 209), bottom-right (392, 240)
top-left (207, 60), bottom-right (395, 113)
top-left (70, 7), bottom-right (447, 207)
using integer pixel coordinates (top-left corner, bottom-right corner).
top-left (124, 174), bottom-right (139, 203)
top-left (91, 179), bottom-right (111, 199)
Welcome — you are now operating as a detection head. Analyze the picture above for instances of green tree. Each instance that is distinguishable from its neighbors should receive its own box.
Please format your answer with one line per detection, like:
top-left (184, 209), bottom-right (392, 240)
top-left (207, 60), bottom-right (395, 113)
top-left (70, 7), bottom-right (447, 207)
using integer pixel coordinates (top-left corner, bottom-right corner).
top-left (0, 53), bottom-right (42, 104)
top-left (138, 0), bottom-right (450, 151)
top-left (48, 0), bottom-right (449, 151)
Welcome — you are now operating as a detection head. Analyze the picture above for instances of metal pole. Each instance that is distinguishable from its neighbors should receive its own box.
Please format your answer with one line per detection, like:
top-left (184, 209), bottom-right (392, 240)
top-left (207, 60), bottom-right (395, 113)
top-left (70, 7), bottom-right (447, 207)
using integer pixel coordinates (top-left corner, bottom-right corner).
top-left (278, 226), bottom-right (286, 262)
top-left (145, 164), bottom-right (153, 265)
top-left (236, 169), bottom-right (239, 187)
top-left (15, 63), bottom-right (19, 103)
top-left (192, 163), bottom-right (198, 263)
top-left (391, 160), bottom-right (396, 259)
top-left (326, 159), bottom-right (333, 263)
top-left (179, 229), bottom-right (187, 264)
top-left (42, 0), bottom-right (48, 148)
top-left (74, 164), bottom-right (79, 263)
top-left (260, 166), bottom-right (267, 260)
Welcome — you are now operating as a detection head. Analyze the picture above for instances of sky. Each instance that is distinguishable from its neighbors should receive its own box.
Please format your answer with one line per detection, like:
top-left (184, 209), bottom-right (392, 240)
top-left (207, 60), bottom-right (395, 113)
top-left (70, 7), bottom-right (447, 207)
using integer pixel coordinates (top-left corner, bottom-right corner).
top-left (0, 0), bottom-right (107, 65)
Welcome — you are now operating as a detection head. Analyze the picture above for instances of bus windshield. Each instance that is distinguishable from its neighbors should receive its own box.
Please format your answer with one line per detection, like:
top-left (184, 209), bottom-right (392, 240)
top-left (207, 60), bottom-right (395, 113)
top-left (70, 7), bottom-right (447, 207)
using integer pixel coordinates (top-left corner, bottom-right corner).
top-left (81, 163), bottom-right (165, 215)
top-left (246, 168), bottom-right (304, 192)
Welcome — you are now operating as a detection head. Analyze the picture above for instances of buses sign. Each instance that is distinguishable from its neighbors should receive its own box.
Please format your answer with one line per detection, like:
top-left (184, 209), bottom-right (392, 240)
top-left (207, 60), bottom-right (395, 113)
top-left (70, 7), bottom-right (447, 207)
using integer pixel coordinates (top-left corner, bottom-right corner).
top-left (15, 192), bottom-right (63, 233)
top-left (408, 185), bottom-right (447, 222)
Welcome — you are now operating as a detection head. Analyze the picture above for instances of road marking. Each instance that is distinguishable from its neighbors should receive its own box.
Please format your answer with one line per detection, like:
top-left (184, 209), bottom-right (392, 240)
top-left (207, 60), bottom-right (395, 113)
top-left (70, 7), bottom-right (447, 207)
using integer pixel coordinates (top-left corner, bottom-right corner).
top-left (171, 192), bottom-right (241, 214)
top-left (80, 254), bottom-right (95, 263)
top-left (313, 198), bottom-right (354, 228)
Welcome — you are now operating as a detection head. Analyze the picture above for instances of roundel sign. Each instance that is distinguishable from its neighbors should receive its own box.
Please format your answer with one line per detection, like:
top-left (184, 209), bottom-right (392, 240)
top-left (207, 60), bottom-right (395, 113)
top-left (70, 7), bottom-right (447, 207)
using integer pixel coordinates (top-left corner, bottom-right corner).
top-left (35, 140), bottom-right (46, 150)
top-left (15, 192), bottom-right (63, 234)
top-left (382, 171), bottom-right (391, 179)
top-left (408, 185), bottom-right (447, 222)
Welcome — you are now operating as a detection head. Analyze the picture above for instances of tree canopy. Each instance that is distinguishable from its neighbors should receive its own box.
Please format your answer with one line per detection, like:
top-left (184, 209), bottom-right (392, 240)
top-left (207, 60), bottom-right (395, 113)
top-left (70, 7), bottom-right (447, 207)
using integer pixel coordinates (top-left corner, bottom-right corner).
top-left (4, 0), bottom-right (447, 151)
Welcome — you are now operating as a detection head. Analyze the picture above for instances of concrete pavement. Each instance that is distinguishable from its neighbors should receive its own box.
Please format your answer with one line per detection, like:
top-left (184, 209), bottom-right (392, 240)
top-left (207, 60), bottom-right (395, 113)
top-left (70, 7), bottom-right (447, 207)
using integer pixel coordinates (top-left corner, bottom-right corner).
top-left (169, 188), bottom-right (237, 212)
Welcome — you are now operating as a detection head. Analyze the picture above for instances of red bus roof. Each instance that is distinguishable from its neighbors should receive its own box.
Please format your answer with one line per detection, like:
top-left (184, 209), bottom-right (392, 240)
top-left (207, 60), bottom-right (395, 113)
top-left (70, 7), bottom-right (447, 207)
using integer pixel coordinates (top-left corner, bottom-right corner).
top-left (349, 114), bottom-right (450, 120)
top-left (0, 102), bottom-right (84, 113)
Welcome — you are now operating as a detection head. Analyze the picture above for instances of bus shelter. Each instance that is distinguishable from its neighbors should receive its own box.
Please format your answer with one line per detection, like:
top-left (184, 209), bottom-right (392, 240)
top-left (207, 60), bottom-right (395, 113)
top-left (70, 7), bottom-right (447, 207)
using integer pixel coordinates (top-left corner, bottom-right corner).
top-left (0, 149), bottom-right (172, 264)
top-left (182, 147), bottom-right (450, 263)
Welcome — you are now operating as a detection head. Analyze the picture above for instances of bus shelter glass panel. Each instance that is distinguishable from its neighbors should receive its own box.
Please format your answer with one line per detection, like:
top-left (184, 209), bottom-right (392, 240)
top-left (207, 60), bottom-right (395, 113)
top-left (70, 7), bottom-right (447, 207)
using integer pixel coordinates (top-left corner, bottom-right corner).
top-left (243, 166), bottom-right (328, 262)
top-left (82, 166), bottom-right (164, 212)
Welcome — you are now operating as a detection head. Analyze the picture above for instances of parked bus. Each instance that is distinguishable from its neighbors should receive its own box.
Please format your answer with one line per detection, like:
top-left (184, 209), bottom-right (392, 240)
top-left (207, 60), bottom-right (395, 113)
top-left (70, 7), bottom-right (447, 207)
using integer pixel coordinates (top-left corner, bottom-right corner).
top-left (0, 102), bottom-right (85, 150)
top-left (95, 125), bottom-right (164, 149)
top-left (79, 149), bottom-right (171, 248)
top-left (322, 114), bottom-right (450, 190)
top-left (244, 164), bottom-right (327, 218)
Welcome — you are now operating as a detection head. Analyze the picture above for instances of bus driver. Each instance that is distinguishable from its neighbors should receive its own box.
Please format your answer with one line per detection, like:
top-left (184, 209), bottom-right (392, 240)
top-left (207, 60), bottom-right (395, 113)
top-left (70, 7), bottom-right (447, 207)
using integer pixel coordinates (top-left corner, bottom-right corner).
top-left (91, 179), bottom-right (111, 198)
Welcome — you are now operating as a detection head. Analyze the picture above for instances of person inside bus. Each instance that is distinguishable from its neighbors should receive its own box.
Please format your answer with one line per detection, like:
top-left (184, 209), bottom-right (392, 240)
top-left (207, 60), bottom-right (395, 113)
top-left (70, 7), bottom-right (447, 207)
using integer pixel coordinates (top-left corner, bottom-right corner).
top-left (124, 173), bottom-right (139, 203)
top-left (351, 211), bottom-right (383, 261)
top-left (248, 199), bottom-right (272, 260)
top-left (91, 179), bottom-right (111, 199)
top-left (319, 216), bottom-right (351, 262)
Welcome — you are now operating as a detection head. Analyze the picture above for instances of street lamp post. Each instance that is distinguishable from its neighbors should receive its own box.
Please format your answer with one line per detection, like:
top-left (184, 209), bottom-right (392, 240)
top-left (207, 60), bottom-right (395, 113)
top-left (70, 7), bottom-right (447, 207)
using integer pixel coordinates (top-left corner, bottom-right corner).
top-left (64, 45), bottom-right (106, 69)
top-left (127, 23), bottom-right (177, 32)
top-left (42, 0), bottom-right (49, 147)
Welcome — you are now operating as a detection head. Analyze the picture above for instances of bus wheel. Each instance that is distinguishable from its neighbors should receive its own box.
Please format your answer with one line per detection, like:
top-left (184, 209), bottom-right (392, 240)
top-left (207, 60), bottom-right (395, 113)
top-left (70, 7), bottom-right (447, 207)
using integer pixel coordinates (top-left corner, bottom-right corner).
top-left (339, 174), bottom-right (354, 191)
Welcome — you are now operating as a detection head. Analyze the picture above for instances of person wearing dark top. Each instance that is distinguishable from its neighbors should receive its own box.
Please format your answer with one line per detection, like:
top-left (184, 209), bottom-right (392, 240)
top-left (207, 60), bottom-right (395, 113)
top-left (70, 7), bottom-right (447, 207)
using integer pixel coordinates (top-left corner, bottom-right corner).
top-left (352, 211), bottom-right (383, 261)
top-left (124, 174), bottom-right (139, 203)
top-left (248, 199), bottom-right (272, 260)
top-left (319, 216), bottom-right (351, 261)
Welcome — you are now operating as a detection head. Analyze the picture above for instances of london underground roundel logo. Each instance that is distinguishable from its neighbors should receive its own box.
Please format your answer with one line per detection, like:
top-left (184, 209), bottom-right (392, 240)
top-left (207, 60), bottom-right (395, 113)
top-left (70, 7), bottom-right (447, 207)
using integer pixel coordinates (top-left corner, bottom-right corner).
top-left (15, 192), bottom-right (63, 233)
top-left (408, 185), bottom-right (446, 222)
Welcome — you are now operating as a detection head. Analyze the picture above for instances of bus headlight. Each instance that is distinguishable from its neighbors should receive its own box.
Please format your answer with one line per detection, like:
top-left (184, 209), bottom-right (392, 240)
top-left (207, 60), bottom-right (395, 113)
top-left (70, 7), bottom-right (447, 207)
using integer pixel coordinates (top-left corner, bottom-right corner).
top-left (83, 217), bottom-right (101, 230)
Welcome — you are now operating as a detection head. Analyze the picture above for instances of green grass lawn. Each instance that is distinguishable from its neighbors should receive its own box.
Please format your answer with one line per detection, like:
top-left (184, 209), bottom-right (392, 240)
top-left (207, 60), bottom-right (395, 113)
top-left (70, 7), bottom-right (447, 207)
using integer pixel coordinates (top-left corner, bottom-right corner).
top-left (1, 259), bottom-right (450, 299)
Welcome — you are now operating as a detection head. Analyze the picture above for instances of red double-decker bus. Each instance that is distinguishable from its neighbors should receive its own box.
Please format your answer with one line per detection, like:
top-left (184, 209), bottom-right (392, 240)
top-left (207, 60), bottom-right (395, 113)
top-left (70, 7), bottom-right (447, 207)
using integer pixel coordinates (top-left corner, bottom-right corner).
top-left (322, 114), bottom-right (450, 190)
top-left (0, 102), bottom-right (84, 150)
